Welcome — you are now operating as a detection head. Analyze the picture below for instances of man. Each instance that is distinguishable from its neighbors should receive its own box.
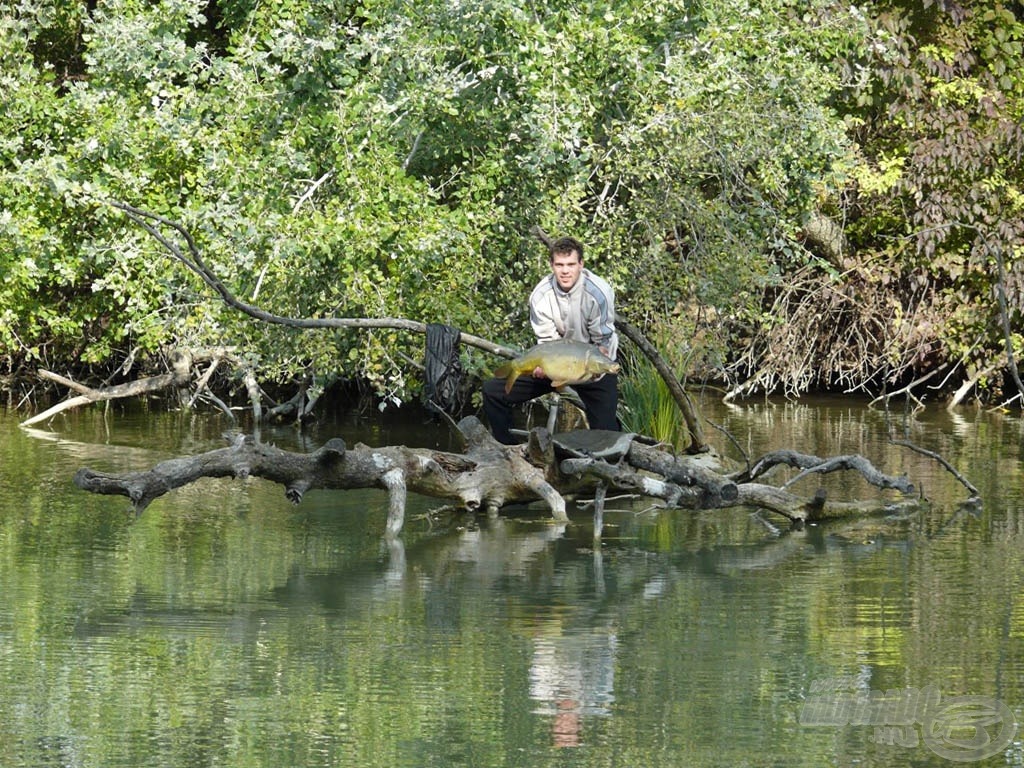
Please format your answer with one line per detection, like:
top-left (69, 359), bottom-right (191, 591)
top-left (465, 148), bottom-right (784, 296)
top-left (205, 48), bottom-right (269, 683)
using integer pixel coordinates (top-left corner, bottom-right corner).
top-left (483, 236), bottom-right (620, 444)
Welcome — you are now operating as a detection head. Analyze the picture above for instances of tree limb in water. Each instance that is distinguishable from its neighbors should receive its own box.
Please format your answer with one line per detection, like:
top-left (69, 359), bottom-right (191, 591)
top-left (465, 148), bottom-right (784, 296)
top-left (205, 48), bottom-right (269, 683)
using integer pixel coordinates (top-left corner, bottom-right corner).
top-left (738, 449), bottom-right (914, 495)
top-left (22, 349), bottom-right (245, 427)
top-left (73, 418), bottom-right (926, 537)
top-left (22, 369), bottom-right (188, 427)
top-left (74, 417), bottom-right (567, 536)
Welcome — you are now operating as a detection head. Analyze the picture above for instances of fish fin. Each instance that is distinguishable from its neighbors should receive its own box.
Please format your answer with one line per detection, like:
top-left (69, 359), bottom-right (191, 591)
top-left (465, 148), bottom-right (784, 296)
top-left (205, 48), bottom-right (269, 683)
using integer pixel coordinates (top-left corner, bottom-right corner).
top-left (550, 380), bottom-right (567, 389)
top-left (493, 363), bottom-right (511, 378)
top-left (504, 372), bottom-right (519, 394)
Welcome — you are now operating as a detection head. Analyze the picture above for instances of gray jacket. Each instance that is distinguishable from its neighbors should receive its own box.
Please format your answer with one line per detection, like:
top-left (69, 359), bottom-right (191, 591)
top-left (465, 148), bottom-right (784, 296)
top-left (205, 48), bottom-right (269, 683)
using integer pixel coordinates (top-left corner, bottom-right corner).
top-left (528, 269), bottom-right (618, 360)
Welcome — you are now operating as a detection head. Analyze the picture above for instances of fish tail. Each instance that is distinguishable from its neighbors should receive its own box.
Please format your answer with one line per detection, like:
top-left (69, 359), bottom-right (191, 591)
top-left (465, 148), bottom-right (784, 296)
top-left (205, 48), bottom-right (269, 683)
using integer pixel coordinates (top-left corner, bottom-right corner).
top-left (493, 363), bottom-right (520, 394)
top-left (504, 372), bottom-right (518, 394)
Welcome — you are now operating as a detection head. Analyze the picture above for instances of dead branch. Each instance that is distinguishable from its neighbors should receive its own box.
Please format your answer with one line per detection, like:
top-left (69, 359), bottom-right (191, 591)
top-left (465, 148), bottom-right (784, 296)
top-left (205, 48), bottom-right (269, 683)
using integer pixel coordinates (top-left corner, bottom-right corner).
top-left (737, 483), bottom-right (923, 523)
top-left (22, 348), bottom-right (245, 428)
top-left (616, 318), bottom-right (708, 453)
top-left (947, 363), bottom-right (998, 409)
top-left (71, 418), bottom-right (927, 536)
top-left (779, 454), bottom-right (914, 494)
top-left (868, 364), bottom-right (946, 411)
top-left (739, 449), bottom-right (914, 495)
top-left (105, 199), bottom-right (519, 360)
top-left (22, 369), bottom-right (188, 427)
top-left (625, 441), bottom-right (739, 504)
top-left (890, 438), bottom-right (979, 498)
top-left (37, 369), bottom-right (97, 396)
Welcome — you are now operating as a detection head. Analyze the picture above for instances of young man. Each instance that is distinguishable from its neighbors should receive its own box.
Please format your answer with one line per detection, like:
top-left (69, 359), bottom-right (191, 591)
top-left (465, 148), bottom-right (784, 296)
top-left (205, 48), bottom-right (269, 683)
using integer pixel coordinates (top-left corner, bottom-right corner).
top-left (483, 236), bottom-right (620, 444)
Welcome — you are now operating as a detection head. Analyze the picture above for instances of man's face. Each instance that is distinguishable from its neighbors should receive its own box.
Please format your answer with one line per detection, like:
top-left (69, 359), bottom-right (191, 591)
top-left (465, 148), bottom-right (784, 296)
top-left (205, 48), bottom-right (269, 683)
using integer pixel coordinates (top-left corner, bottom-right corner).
top-left (551, 250), bottom-right (583, 291)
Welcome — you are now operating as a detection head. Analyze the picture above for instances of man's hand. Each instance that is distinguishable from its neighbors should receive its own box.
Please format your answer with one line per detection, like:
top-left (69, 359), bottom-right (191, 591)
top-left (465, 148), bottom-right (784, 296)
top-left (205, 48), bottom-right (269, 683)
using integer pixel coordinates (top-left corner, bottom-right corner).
top-left (532, 366), bottom-right (546, 378)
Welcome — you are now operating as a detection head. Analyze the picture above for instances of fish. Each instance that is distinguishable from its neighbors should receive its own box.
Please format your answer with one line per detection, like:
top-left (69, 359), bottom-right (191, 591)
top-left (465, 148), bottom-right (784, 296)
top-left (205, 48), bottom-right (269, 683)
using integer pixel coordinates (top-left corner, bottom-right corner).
top-left (493, 340), bottom-right (620, 394)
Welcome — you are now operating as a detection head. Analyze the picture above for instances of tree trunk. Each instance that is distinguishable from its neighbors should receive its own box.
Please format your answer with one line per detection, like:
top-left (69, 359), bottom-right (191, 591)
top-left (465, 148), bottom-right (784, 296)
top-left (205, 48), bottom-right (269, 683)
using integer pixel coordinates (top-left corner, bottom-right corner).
top-left (73, 417), bottom-right (926, 539)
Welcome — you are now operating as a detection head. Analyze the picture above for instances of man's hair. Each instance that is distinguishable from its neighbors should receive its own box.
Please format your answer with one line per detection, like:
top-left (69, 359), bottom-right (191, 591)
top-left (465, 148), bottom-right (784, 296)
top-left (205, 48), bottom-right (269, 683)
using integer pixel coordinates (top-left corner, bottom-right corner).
top-left (549, 236), bottom-right (584, 262)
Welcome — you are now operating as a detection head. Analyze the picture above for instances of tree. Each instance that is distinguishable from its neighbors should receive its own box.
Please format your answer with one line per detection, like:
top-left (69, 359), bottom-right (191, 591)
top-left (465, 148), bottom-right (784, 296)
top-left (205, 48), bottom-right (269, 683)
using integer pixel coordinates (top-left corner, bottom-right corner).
top-left (725, 1), bottom-right (1024, 404)
top-left (3, 0), bottom-right (870, 411)
top-left (53, 211), bottom-right (963, 539)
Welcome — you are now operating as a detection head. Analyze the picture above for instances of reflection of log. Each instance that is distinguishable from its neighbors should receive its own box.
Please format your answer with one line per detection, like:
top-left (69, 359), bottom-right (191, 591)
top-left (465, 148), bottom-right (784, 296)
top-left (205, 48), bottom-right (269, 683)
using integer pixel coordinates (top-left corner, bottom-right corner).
top-left (72, 417), bottom-right (925, 536)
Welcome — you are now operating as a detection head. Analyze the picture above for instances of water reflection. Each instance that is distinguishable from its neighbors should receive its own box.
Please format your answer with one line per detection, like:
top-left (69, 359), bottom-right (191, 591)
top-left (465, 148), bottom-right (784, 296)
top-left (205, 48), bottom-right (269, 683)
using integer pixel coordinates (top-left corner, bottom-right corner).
top-left (528, 619), bottom-right (617, 747)
top-left (4, 401), bottom-right (1024, 767)
top-left (260, 514), bottom-right (628, 749)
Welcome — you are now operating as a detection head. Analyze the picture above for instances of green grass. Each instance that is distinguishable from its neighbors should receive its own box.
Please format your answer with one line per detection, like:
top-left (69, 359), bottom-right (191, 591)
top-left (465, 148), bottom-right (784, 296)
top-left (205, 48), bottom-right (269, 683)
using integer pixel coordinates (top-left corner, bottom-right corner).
top-left (618, 352), bottom-right (687, 449)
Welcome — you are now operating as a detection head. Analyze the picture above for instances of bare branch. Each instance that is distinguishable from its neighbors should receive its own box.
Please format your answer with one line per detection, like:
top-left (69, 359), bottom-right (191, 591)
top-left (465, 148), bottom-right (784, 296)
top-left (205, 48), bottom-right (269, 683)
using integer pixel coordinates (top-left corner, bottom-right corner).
top-left (741, 449), bottom-right (914, 496)
top-left (891, 439), bottom-right (979, 498)
top-left (22, 371), bottom-right (187, 427)
top-left (105, 200), bottom-right (519, 359)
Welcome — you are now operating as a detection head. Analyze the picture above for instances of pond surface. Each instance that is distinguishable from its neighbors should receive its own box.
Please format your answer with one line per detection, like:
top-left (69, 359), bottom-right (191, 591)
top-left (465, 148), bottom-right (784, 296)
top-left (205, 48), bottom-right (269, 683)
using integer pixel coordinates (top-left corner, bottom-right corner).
top-left (1, 397), bottom-right (1022, 767)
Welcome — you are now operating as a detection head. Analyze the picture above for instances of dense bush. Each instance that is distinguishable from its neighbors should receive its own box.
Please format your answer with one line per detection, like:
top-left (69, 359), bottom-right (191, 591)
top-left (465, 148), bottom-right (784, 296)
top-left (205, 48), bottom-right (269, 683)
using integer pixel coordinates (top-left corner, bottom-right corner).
top-left (2, 0), bottom-right (1021, 407)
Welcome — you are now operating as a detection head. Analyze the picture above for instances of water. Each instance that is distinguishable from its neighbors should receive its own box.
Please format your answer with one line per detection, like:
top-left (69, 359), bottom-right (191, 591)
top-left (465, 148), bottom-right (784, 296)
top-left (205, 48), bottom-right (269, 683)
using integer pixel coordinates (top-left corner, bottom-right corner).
top-left (1, 397), bottom-right (1022, 767)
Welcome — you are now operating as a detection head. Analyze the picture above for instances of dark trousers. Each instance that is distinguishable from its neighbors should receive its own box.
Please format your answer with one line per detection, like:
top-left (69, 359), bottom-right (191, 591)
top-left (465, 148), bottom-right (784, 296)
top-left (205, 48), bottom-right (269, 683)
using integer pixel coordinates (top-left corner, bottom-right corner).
top-left (482, 373), bottom-right (619, 445)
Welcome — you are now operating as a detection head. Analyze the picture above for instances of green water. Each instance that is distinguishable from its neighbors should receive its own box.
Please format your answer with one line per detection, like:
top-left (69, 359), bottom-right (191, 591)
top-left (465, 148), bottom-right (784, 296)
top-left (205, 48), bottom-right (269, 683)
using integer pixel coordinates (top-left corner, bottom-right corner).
top-left (1, 398), bottom-right (1022, 767)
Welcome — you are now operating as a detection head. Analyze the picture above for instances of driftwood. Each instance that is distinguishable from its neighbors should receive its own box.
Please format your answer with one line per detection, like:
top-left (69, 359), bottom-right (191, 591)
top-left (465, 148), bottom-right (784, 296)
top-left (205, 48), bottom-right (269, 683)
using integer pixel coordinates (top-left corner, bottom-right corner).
top-left (73, 416), bottom-right (925, 539)
top-left (20, 348), bottom-right (261, 427)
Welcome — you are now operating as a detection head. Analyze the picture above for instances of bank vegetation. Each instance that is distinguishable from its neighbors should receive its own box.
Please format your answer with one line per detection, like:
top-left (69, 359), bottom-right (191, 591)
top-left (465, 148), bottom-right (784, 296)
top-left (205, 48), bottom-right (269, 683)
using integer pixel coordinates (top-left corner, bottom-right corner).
top-left (2, 0), bottom-right (1022, 420)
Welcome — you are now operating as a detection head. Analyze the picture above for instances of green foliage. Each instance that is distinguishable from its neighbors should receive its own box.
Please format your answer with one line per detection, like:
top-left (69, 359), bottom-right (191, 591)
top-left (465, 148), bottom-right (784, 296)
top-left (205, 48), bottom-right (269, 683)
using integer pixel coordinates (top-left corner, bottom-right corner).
top-left (19, 0), bottom-right (1015, 407)
top-left (618, 352), bottom-right (688, 450)
top-left (832, 0), bottom-right (1024, 393)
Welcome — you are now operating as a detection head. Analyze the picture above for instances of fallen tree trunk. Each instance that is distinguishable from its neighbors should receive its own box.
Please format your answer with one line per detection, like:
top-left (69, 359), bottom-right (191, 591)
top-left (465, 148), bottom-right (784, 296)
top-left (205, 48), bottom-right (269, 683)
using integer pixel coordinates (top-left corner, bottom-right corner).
top-left (73, 416), bottom-right (925, 537)
top-left (74, 417), bottom-right (569, 537)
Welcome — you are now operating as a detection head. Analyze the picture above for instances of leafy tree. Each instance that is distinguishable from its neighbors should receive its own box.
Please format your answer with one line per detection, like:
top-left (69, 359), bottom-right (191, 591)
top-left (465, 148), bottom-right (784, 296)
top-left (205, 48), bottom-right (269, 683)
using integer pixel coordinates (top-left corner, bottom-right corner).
top-left (18, 0), bottom-right (993, 411)
top-left (730, 0), bottom-right (1024, 401)
top-left (847, 0), bottom-right (1024, 401)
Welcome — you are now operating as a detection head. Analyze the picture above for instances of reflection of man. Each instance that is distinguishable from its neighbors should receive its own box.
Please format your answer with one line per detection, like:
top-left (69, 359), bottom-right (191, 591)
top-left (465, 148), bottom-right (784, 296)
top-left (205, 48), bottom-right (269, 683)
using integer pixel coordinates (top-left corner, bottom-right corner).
top-left (483, 236), bottom-right (620, 444)
top-left (553, 698), bottom-right (582, 749)
top-left (528, 624), bottom-right (618, 748)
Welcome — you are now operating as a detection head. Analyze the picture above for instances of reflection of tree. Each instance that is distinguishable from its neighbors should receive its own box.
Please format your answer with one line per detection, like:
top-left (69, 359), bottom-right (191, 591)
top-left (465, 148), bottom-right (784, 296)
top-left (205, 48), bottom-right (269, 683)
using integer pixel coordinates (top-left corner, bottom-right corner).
top-left (61, 485), bottom-right (1020, 764)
